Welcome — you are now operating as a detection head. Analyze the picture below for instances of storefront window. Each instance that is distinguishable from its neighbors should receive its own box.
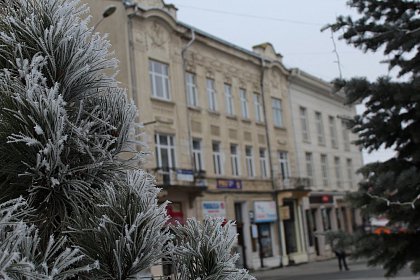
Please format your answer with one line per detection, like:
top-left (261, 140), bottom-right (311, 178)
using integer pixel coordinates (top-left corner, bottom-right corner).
top-left (257, 223), bottom-right (273, 258)
top-left (321, 208), bottom-right (332, 231)
top-left (305, 209), bottom-right (314, 247)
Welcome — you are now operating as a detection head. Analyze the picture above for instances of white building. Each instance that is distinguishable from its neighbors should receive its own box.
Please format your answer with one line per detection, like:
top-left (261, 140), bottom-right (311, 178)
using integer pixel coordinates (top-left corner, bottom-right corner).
top-left (288, 68), bottom-right (363, 260)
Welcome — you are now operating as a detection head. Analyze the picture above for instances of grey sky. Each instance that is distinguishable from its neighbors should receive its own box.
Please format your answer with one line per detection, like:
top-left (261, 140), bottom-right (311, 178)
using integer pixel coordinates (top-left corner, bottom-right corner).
top-left (168, 0), bottom-right (395, 163)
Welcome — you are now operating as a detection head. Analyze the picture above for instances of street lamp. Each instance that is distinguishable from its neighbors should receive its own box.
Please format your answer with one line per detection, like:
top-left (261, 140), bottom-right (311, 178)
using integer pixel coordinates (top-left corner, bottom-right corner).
top-left (93, 5), bottom-right (117, 31)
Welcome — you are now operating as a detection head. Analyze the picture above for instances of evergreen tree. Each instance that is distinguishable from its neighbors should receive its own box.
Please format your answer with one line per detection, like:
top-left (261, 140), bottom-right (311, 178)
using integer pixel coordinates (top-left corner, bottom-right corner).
top-left (0, 0), bottom-right (253, 278)
top-left (326, 0), bottom-right (420, 276)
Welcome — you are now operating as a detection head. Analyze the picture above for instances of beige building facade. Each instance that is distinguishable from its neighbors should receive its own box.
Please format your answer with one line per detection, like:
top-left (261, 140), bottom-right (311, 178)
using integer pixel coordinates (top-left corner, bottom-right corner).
top-left (288, 69), bottom-right (363, 260)
top-left (85, 0), bottom-right (363, 273)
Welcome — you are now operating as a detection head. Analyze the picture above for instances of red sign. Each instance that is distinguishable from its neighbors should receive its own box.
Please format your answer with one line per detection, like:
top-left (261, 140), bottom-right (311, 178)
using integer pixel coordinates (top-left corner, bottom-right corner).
top-left (167, 202), bottom-right (184, 225)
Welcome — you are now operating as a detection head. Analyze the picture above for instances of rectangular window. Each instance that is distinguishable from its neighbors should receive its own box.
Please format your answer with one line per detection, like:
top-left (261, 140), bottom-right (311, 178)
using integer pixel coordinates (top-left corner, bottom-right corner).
top-left (239, 89), bottom-right (249, 119)
top-left (186, 72), bottom-right (198, 107)
top-left (342, 120), bottom-right (351, 151)
top-left (320, 154), bottom-right (329, 187)
top-left (149, 59), bottom-right (170, 100)
top-left (278, 151), bottom-right (290, 180)
top-left (272, 98), bottom-right (283, 127)
top-left (155, 134), bottom-right (175, 171)
top-left (253, 93), bottom-right (264, 122)
top-left (305, 152), bottom-right (314, 187)
top-left (346, 158), bottom-right (354, 188)
top-left (259, 148), bottom-right (269, 178)
top-left (212, 141), bottom-right (223, 175)
top-left (329, 116), bottom-right (338, 148)
top-left (224, 84), bottom-right (234, 116)
top-left (207, 79), bottom-right (217, 111)
top-left (315, 112), bottom-right (325, 145)
top-left (192, 138), bottom-right (203, 171)
top-left (245, 146), bottom-right (255, 177)
top-left (300, 107), bottom-right (310, 142)
top-left (334, 156), bottom-right (342, 188)
top-left (230, 144), bottom-right (240, 176)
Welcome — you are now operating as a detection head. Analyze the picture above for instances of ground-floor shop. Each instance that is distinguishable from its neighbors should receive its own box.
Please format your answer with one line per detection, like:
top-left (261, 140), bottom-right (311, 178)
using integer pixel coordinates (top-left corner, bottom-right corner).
top-left (197, 191), bottom-right (282, 270)
top-left (303, 192), bottom-right (363, 261)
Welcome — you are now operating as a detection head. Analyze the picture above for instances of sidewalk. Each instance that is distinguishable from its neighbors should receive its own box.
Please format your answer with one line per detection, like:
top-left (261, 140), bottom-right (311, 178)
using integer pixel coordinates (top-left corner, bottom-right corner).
top-left (252, 258), bottom-right (418, 280)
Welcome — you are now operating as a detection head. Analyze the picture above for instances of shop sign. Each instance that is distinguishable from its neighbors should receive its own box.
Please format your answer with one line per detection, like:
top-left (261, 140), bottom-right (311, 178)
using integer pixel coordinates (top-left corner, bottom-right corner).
top-left (202, 201), bottom-right (226, 218)
top-left (279, 206), bottom-right (290, 220)
top-left (216, 179), bottom-right (242, 190)
top-left (254, 201), bottom-right (277, 223)
top-left (309, 195), bottom-right (333, 204)
top-left (176, 169), bottom-right (194, 182)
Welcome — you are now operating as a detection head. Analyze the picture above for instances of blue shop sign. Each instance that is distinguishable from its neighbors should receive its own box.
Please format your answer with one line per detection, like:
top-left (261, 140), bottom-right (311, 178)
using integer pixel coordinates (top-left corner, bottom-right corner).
top-left (216, 179), bottom-right (242, 190)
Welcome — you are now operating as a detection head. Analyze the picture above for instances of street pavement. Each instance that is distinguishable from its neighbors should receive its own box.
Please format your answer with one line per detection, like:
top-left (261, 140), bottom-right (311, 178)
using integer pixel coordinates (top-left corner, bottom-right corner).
top-left (252, 258), bottom-right (418, 280)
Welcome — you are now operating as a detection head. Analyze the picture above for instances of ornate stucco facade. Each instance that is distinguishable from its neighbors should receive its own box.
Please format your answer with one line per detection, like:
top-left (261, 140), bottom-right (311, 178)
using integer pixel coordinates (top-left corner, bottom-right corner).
top-left (84, 0), bottom-right (363, 274)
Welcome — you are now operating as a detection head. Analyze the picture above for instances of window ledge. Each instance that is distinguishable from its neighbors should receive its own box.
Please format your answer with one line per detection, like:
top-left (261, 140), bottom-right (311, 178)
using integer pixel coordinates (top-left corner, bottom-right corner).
top-left (208, 110), bottom-right (220, 116)
top-left (150, 96), bottom-right (175, 105)
top-left (274, 125), bottom-right (286, 131)
top-left (188, 106), bottom-right (202, 112)
top-left (241, 118), bottom-right (252, 124)
top-left (226, 115), bottom-right (238, 120)
top-left (255, 121), bottom-right (266, 127)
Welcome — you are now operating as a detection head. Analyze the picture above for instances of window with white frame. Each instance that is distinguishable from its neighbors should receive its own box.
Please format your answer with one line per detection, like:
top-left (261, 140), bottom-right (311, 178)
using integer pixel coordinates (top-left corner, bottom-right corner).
top-left (334, 156), bottom-right (342, 188)
top-left (192, 138), bottom-right (203, 171)
top-left (320, 154), bottom-right (329, 187)
top-left (149, 59), bottom-right (170, 100)
top-left (259, 148), bottom-right (269, 178)
top-left (342, 120), bottom-right (351, 151)
top-left (300, 107), bottom-right (310, 142)
top-left (155, 134), bottom-right (175, 171)
top-left (245, 146), bottom-right (255, 177)
top-left (224, 84), bottom-right (234, 116)
top-left (329, 116), bottom-right (338, 148)
top-left (272, 98), bottom-right (283, 127)
top-left (315, 111), bottom-right (325, 145)
top-left (253, 93), bottom-right (264, 122)
top-left (305, 152), bottom-right (314, 186)
top-left (230, 144), bottom-right (240, 176)
top-left (278, 151), bottom-right (290, 180)
top-left (207, 78), bottom-right (217, 111)
top-left (239, 89), bottom-right (249, 119)
top-left (346, 158), bottom-right (354, 188)
top-left (186, 72), bottom-right (198, 107)
top-left (212, 141), bottom-right (223, 175)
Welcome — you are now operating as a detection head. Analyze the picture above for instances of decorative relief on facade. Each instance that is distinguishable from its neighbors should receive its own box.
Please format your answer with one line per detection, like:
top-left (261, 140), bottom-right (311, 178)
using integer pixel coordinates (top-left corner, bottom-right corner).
top-left (271, 70), bottom-right (281, 89)
top-left (210, 125), bottom-right (220, 136)
top-left (206, 69), bottom-right (215, 79)
top-left (244, 131), bottom-right (252, 141)
top-left (224, 76), bottom-right (232, 84)
top-left (258, 134), bottom-right (266, 144)
top-left (252, 82), bottom-right (260, 92)
top-left (152, 104), bottom-right (174, 115)
top-left (228, 129), bottom-right (238, 139)
top-left (146, 22), bottom-right (170, 50)
top-left (191, 121), bottom-right (202, 133)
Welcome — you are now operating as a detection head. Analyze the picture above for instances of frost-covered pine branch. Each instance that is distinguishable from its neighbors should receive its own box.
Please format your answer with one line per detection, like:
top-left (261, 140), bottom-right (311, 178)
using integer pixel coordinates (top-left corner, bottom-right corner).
top-left (170, 218), bottom-right (255, 280)
top-left (0, 197), bottom-right (96, 279)
top-left (68, 170), bottom-right (172, 279)
top-left (0, 0), bottom-right (138, 242)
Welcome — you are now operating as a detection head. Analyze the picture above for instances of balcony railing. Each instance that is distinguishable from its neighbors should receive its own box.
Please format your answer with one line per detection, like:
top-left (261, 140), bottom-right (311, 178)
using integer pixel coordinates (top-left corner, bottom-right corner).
top-left (149, 167), bottom-right (207, 187)
top-left (274, 176), bottom-right (310, 190)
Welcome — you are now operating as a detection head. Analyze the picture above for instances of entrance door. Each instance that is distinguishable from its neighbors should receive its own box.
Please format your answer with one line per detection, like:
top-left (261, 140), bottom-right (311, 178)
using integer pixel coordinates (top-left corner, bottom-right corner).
top-left (283, 200), bottom-right (298, 254)
top-left (234, 202), bottom-right (247, 269)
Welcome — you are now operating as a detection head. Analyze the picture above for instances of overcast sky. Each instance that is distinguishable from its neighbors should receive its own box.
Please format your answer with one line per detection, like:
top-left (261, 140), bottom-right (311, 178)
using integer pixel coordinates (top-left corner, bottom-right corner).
top-left (168, 0), bottom-right (395, 163)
